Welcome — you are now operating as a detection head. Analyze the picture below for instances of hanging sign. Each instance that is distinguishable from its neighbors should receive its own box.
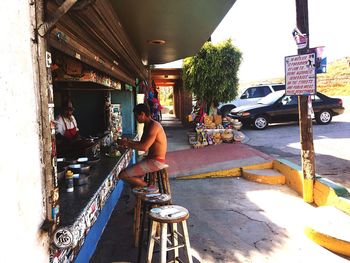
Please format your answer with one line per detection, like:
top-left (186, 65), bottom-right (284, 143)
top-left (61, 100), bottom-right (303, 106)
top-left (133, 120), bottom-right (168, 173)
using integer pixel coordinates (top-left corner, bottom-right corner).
top-left (285, 53), bottom-right (316, 95)
top-left (309, 46), bottom-right (327, 74)
top-left (292, 27), bottom-right (308, 49)
top-left (46, 51), bottom-right (52, 68)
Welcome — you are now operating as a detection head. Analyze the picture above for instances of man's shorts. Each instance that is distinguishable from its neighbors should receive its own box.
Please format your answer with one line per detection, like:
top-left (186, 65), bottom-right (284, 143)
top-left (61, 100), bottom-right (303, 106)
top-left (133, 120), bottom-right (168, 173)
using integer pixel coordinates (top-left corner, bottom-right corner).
top-left (122, 158), bottom-right (168, 178)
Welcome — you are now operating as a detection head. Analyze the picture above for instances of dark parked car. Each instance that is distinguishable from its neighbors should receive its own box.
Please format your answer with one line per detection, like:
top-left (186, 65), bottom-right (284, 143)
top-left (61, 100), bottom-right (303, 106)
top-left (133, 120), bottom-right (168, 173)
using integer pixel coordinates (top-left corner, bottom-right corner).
top-left (227, 90), bottom-right (345, 130)
top-left (218, 83), bottom-right (286, 116)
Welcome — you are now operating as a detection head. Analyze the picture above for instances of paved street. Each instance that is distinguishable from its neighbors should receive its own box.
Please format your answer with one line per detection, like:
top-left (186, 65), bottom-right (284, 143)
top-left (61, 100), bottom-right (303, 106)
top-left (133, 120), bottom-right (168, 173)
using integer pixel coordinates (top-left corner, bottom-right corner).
top-left (91, 115), bottom-right (350, 263)
top-left (243, 97), bottom-right (350, 190)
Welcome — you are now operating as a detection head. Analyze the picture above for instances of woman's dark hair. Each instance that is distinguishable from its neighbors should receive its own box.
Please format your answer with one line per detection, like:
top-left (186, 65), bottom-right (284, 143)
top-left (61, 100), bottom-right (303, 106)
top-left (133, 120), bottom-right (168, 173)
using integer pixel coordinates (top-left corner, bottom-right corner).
top-left (134, 103), bottom-right (151, 117)
top-left (62, 100), bottom-right (74, 111)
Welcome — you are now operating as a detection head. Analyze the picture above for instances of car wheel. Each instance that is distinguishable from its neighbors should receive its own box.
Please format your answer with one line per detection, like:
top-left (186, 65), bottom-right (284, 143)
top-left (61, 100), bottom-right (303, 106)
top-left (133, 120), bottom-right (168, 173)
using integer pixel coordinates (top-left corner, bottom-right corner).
top-left (316, 110), bottom-right (332, 125)
top-left (253, 115), bottom-right (268, 130)
top-left (220, 105), bottom-right (236, 117)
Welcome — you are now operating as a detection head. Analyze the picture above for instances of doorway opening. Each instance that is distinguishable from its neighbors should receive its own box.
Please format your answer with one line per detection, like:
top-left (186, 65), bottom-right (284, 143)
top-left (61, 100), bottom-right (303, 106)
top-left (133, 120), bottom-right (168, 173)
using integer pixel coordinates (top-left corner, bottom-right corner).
top-left (158, 86), bottom-right (174, 120)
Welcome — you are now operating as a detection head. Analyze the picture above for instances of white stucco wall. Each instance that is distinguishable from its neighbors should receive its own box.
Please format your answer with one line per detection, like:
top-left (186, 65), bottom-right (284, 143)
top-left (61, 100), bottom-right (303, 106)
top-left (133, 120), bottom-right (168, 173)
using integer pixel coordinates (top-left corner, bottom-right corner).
top-left (0, 1), bottom-right (49, 262)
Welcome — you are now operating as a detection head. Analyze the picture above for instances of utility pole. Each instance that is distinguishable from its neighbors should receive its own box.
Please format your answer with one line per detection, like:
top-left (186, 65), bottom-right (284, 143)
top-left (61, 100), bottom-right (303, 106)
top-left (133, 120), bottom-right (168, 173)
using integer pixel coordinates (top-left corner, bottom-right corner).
top-left (295, 0), bottom-right (315, 203)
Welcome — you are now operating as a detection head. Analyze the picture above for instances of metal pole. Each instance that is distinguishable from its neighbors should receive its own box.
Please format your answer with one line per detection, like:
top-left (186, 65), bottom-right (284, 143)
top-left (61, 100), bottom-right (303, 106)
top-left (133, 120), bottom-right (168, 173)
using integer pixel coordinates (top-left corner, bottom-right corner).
top-left (295, 0), bottom-right (315, 203)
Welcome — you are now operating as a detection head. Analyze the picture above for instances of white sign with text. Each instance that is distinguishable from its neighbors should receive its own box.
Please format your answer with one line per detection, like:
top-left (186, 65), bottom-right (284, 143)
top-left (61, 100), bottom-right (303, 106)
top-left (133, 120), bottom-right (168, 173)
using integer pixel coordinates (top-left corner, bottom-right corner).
top-left (285, 53), bottom-right (316, 95)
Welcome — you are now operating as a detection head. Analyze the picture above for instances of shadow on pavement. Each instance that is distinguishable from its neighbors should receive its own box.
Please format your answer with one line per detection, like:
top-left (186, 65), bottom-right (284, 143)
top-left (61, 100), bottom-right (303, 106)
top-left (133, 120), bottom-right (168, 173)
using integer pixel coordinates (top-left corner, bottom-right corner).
top-left (91, 116), bottom-right (349, 262)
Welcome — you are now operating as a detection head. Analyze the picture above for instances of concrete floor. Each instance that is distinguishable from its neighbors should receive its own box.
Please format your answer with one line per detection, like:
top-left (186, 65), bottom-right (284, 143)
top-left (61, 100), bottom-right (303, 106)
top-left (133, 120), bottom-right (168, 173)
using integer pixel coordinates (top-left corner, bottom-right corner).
top-left (91, 116), bottom-right (350, 263)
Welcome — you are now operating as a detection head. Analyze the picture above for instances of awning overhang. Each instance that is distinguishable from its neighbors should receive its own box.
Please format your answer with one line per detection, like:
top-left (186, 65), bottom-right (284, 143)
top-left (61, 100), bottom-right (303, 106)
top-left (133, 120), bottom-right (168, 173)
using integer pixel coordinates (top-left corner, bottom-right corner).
top-left (110, 0), bottom-right (237, 65)
top-left (47, 0), bottom-right (236, 83)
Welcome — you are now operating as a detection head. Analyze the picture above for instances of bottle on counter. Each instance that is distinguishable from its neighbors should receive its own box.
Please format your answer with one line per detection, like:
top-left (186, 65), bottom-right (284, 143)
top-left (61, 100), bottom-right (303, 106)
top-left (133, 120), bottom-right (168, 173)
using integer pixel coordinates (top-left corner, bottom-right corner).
top-left (66, 170), bottom-right (74, 193)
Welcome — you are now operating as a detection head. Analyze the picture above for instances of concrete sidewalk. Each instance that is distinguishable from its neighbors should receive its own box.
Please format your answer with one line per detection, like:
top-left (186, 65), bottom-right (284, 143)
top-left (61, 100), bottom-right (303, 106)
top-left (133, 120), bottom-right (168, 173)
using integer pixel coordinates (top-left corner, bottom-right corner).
top-left (166, 142), bottom-right (273, 177)
top-left (162, 116), bottom-right (274, 179)
top-left (91, 116), bottom-right (350, 263)
top-left (162, 115), bottom-right (272, 178)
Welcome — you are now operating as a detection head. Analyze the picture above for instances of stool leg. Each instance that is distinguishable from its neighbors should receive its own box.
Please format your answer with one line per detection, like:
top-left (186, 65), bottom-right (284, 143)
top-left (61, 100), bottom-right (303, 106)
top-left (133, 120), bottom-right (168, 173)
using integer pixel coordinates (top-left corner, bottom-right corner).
top-left (150, 171), bottom-right (157, 186)
top-left (181, 221), bottom-right (193, 263)
top-left (144, 173), bottom-right (149, 184)
top-left (172, 223), bottom-right (179, 261)
top-left (147, 220), bottom-right (157, 263)
top-left (157, 171), bottom-right (164, 193)
top-left (162, 169), bottom-right (171, 196)
top-left (137, 203), bottom-right (148, 263)
top-left (160, 223), bottom-right (168, 263)
top-left (134, 196), bottom-right (142, 247)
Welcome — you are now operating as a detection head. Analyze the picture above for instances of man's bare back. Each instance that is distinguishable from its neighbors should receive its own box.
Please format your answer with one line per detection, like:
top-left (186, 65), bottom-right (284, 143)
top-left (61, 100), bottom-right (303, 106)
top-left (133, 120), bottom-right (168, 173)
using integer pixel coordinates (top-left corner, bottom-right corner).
top-left (141, 119), bottom-right (167, 160)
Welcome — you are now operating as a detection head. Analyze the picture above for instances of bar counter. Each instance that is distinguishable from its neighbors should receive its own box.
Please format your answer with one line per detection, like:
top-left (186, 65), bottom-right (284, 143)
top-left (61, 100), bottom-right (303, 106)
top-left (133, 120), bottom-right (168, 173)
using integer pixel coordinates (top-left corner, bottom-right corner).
top-left (59, 147), bottom-right (128, 226)
top-left (52, 141), bottom-right (135, 262)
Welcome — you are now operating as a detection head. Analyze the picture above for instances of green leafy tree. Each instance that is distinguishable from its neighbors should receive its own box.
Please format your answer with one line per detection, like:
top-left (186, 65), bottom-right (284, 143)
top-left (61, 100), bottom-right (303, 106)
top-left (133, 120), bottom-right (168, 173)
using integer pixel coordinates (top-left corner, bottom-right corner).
top-left (183, 39), bottom-right (242, 110)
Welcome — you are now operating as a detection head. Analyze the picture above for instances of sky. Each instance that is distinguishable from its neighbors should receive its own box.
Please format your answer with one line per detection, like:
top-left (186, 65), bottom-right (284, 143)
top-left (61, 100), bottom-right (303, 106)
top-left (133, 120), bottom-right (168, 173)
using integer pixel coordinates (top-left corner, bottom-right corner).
top-left (159, 0), bottom-right (349, 83)
top-left (210, 0), bottom-right (350, 83)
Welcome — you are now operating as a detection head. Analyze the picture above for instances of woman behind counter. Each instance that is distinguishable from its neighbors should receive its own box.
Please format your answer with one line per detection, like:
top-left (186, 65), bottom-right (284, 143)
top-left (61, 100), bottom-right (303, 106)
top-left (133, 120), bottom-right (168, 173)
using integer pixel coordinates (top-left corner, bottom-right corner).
top-left (55, 101), bottom-right (80, 141)
top-left (55, 101), bottom-right (96, 157)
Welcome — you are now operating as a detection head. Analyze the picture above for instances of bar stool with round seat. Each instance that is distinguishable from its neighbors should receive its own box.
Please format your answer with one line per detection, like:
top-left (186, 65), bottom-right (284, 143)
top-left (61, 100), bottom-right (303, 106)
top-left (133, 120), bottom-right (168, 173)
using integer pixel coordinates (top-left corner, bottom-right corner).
top-left (146, 205), bottom-right (193, 263)
top-left (133, 185), bottom-right (160, 246)
top-left (137, 193), bottom-right (172, 263)
top-left (144, 167), bottom-right (171, 196)
top-left (133, 167), bottom-right (172, 247)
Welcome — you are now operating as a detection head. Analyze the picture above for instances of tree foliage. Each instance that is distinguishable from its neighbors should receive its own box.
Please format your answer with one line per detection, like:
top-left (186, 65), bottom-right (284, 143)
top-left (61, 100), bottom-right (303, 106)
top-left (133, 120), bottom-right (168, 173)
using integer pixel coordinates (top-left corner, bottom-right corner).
top-left (182, 39), bottom-right (242, 106)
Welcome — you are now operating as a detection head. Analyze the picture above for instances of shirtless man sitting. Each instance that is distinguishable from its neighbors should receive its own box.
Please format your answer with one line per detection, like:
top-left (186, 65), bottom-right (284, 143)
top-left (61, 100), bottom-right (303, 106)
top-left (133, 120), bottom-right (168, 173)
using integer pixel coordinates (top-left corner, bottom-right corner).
top-left (118, 103), bottom-right (167, 188)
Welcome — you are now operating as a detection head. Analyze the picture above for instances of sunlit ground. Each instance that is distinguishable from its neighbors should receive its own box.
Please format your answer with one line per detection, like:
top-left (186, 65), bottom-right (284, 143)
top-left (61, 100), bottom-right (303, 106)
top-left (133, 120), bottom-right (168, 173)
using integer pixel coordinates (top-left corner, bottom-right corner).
top-left (172, 176), bottom-right (350, 263)
top-left (288, 137), bottom-right (350, 161)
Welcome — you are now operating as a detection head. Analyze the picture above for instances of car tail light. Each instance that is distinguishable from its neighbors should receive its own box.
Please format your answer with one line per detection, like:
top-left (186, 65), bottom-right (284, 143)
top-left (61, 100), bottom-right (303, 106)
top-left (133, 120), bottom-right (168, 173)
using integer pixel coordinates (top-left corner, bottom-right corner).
top-left (338, 99), bottom-right (343, 106)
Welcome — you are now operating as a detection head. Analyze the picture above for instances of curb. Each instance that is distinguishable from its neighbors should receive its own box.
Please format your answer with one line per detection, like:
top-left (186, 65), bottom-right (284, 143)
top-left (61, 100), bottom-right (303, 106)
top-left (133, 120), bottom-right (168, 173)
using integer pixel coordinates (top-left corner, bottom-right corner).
top-left (304, 227), bottom-right (350, 257)
top-left (242, 169), bottom-right (285, 185)
top-left (174, 157), bottom-right (350, 257)
top-left (175, 167), bottom-right (241, 180)
top-left (241, 131), bottom-right (250, 144)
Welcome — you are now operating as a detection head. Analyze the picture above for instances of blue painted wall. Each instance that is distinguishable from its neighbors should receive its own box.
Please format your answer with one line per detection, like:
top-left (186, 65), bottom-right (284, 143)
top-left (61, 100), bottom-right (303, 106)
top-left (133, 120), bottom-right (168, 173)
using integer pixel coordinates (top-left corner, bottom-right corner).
top-left (111, 90), bottom-right (135, 134)
top-left (74, 180), bottom-right (125, 263)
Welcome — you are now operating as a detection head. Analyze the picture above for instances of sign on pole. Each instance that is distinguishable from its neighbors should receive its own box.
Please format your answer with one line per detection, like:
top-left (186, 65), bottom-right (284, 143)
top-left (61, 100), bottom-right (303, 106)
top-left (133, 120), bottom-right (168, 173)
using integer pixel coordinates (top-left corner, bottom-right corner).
top-left (285, 53), bottom-right (316, 95)
top-left (292, 27), bottom-right (308, 49)
top-left (309, 46), bottom-right (327, 74)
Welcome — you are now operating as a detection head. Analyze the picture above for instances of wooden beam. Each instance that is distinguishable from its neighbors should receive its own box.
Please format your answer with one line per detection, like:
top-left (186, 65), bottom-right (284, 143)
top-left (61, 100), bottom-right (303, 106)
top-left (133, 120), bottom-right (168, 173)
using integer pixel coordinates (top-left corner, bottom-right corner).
top-left (35, 0), bottom-right (58, 229)
top-left (72, 3), bottom-right (147, 78)
top-left (154, 82), bottom-right (176, 87)
top-left (49, 27), bottom-right (135, 85)
top-left (152, 75), bottom-right (180, 80)
top-left (154, 79), bottom-right (176, 83)
top-left (47, 1), bottom-right (137, 77)
top-left (92, 0), bottom-right (148, 78)
top-left (46, 0), bottom-right (148, 82)
top-left (38, 0), bottom-right (78, 36)
top-left (151, 69), bottom-right (182, 76)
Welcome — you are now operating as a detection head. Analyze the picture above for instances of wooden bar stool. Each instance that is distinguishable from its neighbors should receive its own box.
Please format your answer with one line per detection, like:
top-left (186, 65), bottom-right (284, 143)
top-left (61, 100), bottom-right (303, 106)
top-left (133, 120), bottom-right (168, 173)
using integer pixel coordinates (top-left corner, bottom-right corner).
top-left (146, 205), bottom-right (193, 263)
top-left (137, 193), bottom-right (172, 263)
top-left (134, 167), bottom-right (172, 247)
top-left (133, 186), bottom-right (159, 247)
top-left (144, 167), bottom-right (171, 196)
